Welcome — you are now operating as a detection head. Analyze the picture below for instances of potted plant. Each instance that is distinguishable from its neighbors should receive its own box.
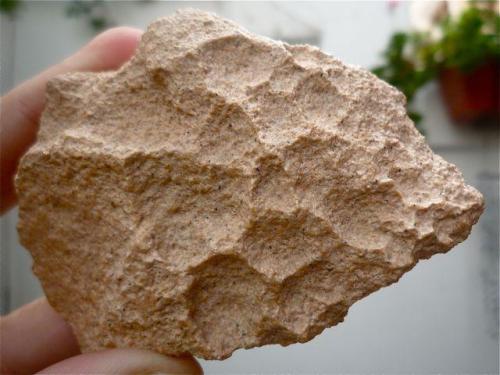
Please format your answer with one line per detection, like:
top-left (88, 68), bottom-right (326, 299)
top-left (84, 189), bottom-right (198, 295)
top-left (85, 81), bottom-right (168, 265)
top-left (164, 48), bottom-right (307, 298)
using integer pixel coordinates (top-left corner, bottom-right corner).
top-left (373, 0), bottom-right (499, 129)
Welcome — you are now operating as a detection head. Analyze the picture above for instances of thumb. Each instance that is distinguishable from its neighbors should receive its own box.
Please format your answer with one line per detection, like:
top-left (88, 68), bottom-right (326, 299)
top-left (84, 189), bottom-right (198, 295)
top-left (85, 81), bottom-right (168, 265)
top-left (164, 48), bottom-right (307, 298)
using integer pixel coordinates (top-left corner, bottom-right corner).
top-left (37, 348), bottom-right (203, 375)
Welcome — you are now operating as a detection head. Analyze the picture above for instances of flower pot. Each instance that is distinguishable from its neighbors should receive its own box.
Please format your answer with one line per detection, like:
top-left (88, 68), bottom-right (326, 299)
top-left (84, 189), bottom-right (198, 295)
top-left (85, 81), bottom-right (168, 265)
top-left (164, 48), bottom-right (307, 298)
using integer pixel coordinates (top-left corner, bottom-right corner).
top-left (438, 60), bottom-right (499, 124)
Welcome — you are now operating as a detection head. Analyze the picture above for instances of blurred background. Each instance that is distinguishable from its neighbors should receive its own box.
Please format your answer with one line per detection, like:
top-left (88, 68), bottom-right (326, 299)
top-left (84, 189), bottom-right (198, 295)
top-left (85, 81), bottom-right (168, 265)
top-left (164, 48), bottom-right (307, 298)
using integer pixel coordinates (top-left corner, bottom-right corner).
top-left (0, 1), bottom-right (498, 373)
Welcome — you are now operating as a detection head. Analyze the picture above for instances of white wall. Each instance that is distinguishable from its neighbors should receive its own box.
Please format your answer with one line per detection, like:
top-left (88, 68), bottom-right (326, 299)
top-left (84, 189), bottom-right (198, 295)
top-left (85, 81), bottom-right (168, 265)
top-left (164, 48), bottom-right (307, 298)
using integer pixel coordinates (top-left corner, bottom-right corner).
top-left (1, 1), bottom-right (498, 373)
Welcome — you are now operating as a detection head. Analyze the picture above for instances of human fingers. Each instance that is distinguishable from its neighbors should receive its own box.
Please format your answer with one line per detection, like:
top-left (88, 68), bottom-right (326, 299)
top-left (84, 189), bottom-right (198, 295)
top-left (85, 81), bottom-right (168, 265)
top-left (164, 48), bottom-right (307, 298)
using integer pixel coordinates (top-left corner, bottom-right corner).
top-left (37, 349), bottom-right (203, 375)
top-left (0, 298), bottom-right (203, 375)
top-left (0, 26), bottom-right (143, 213)
top-left (0, 298), bottom-right (80, 374)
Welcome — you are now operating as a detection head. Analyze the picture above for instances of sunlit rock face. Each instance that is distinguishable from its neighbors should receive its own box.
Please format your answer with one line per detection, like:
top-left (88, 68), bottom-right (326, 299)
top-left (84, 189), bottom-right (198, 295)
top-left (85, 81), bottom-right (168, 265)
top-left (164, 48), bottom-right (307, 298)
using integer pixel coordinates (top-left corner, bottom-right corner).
top-left (16, 9), bottom-right (484, 360)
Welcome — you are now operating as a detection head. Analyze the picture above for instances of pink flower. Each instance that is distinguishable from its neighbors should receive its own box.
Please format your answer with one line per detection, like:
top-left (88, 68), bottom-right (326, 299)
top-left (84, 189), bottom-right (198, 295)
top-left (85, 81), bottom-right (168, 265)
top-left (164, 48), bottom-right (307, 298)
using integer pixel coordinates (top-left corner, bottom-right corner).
top-left (388, 0), bottom-right (400, 12)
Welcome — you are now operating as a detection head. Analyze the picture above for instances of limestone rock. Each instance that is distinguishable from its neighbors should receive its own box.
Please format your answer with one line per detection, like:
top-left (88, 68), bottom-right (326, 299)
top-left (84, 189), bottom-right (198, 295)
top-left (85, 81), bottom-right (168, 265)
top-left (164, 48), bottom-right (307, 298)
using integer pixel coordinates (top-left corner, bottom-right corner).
top-left (16, 9), bottom-right (484, 360)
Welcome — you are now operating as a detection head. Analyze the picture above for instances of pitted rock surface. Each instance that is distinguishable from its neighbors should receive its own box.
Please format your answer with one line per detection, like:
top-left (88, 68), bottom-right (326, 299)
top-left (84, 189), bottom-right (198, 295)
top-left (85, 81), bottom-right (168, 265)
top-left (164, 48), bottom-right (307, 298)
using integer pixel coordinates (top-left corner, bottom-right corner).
top-left (16, 9), bottom-right (484, 360)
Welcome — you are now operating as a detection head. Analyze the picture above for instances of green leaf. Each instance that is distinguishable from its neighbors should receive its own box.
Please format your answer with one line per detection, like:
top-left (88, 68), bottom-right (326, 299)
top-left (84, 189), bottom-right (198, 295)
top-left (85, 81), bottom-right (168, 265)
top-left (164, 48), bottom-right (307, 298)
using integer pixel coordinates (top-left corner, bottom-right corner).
top-left (90, 17), bottom-right (107, 31)
top-left (0, 0), bottom-right (21, 14)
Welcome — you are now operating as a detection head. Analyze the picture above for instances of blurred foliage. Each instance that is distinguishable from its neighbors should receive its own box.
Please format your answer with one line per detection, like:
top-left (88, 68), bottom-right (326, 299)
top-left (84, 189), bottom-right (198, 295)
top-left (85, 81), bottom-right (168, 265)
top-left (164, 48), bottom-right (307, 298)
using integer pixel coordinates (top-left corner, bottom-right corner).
top-left (0, 0), bottom-right (21, 15)
top-left (372, 1), bottom-right (500, 129)
top-left (0, 0), bottom-right (111, 30)
top-left (65, 0), bottom-right (112, 32)
top-left (440, 3), bottom-right (500, 70)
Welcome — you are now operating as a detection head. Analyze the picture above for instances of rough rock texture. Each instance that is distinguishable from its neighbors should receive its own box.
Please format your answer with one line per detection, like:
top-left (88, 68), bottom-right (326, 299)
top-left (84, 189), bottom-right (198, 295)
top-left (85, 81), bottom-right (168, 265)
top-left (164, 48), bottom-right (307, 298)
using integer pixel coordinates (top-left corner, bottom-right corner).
top-left (16, 9), bottom-right (484, 360)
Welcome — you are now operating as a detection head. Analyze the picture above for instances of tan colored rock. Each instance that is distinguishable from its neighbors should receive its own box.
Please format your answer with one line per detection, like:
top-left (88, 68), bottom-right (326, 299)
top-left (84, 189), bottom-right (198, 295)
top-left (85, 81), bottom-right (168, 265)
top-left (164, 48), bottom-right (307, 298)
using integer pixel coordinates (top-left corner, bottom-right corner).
top-left (16, 9), bottom-right (484, 360)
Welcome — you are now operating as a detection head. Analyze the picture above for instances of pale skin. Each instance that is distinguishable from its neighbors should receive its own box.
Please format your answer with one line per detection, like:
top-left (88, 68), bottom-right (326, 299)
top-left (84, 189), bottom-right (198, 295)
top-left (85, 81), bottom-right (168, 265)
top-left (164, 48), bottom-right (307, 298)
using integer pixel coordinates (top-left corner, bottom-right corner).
top-left (0, 27), bottom-right (202, 374)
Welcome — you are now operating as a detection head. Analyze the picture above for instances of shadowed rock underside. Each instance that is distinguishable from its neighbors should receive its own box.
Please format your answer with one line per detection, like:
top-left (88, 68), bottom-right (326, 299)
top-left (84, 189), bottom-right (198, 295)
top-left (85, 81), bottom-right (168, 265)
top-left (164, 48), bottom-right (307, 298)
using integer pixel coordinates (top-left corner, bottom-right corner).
top-left (16, 9), bottom-right (484, 360)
